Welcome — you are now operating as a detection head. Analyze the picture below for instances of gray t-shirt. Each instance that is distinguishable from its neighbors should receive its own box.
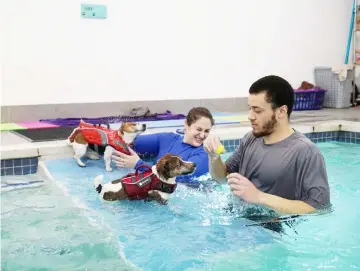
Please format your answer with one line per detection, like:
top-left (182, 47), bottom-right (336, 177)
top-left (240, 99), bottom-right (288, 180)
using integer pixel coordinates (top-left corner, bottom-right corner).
top-left (225, 130), bottom-right (330, 209)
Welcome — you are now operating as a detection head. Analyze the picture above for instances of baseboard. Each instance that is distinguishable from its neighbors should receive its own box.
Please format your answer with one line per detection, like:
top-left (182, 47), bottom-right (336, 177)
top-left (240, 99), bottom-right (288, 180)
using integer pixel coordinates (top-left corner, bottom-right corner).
top-left (1, 97), bottom-right (248, 122)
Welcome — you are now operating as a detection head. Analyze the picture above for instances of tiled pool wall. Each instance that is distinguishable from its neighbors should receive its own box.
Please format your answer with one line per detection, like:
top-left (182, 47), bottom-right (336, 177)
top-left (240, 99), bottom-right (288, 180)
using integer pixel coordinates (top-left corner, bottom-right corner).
top-left (221, 131), bottom-right (360, 153)
top-left (1, 131), bottom-right (360, 176)
top-left (1, 157), bottom-right (39, 176)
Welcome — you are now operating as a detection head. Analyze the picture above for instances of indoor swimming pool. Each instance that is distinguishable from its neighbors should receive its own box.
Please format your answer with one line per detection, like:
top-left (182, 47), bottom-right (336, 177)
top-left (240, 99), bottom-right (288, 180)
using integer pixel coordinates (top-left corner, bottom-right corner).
top-left (1, 141), bottom-right (360, 270)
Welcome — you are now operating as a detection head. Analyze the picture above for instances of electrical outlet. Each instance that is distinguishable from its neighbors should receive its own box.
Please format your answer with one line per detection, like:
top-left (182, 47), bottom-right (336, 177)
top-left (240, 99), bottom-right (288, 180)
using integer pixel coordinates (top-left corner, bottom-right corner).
top-left (81, 4), bottom-right (107, 19)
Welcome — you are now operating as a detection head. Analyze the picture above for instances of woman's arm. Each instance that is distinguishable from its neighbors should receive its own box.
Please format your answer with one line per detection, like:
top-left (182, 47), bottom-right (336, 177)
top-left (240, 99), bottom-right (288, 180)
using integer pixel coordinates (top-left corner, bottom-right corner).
top-left (113, 133), bottom-right (163, 170)
top-left (131, 133), bottom-right (161, 170)
top-left (132, 133), bottom-right (161, 156)
top-left (132, 132), bottom-right (176, 170)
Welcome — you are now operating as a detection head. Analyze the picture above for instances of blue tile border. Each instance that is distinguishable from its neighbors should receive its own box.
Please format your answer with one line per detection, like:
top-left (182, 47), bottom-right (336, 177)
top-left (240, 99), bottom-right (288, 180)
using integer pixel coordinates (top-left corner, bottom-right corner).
top-left (0, 157), bottom-right (39, 176)
top-left (337, 131), bottom-right (360, 144)
top-left (221, 131), bottom-right (360, 153)
top-left (220, 139), bottom-right (241, 153)
top-left (307, 131), bottom-right (360, 144)
top-left (303, 131), bottom-right (339, 143)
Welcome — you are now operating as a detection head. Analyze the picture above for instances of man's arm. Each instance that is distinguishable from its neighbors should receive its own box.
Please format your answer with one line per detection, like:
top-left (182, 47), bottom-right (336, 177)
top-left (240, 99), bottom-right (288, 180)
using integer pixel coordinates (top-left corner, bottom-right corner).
top-left (298, 153), bottom-right (330, 210)
top-left (259, 152), bottom-right (330, 215)
top-left (228, 173), bottom-right (317, 215)
top-left (258, 193), bottom-right (316, 214)
top-left (208, 155), bottom-right (228, 183)
top-left (209, 137), bottom-right (246, 183)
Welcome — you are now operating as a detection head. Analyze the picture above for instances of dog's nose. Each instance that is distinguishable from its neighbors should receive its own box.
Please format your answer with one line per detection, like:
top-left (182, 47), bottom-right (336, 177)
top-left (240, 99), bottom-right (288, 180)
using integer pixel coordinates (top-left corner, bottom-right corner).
top-left (142, 124), bottom-right (146, 129)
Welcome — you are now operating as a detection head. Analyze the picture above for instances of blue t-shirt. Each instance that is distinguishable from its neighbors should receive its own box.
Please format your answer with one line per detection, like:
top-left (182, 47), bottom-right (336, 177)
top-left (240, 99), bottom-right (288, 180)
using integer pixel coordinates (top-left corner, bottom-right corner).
top-left (132, 132), bottom-right (209, 186)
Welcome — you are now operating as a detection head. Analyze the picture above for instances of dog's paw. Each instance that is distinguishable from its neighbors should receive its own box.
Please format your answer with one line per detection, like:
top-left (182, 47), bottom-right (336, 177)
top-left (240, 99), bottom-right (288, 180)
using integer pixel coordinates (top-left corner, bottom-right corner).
top-left (148, 190), bottom-right (168, 205)
top-left (77, 161), bottom-right (86, 167)
top-left (106, 167), bottom-right (113, 172)
top-left (66, 138), bottom-right (73, 145)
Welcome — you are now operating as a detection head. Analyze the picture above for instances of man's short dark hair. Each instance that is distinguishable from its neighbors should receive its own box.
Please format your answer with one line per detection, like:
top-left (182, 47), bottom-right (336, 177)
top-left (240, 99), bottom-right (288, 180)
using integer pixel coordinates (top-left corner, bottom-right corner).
top-left (249, 75), bottom-right (294, 118)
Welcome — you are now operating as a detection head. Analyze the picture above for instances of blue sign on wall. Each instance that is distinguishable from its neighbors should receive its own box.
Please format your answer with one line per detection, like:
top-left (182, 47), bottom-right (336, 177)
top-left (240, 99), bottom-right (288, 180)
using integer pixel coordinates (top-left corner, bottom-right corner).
top-left (81, 4), bottom-right (107, 19)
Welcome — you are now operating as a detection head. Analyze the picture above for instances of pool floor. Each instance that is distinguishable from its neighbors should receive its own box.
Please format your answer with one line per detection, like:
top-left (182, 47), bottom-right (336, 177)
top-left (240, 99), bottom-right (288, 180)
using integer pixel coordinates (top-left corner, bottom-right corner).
top-left (2, 141), bottom-right (360, 270)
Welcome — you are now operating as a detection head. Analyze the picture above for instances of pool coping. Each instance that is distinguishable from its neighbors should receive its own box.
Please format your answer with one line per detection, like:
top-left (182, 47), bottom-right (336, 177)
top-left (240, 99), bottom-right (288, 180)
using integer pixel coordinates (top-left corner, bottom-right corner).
top-left (1, 119), bottom-right (360, 161)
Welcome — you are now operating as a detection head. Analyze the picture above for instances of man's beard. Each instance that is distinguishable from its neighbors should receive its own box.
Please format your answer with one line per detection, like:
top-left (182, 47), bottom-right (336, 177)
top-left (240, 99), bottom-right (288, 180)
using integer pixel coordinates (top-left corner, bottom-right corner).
top-left (252, 114), bottom-right (277, 138)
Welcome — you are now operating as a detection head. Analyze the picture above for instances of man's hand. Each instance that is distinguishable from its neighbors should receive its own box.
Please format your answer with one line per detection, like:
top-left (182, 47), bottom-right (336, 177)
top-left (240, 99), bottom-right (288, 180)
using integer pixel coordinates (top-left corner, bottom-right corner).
top-left (204, 135), bottom-right (228, 182)
top-left (227, 173), bottom-right (317, 215)
top-left (203, 134), bottom-right (222, 155)
top-left (227, 173), bottom-right (264, 204)
top-left (111, 147), bottom-right (140, 168)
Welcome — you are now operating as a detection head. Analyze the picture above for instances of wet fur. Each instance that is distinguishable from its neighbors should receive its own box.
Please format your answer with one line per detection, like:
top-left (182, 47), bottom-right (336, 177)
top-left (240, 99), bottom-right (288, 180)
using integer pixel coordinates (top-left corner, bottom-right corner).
top-left (93, 154), bottom-right (196, 204)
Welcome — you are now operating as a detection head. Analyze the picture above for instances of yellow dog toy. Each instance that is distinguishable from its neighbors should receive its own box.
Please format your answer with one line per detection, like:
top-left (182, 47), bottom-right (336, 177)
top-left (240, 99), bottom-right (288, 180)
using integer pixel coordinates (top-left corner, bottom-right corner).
top-left (215, 144), bottom-right (225, 154)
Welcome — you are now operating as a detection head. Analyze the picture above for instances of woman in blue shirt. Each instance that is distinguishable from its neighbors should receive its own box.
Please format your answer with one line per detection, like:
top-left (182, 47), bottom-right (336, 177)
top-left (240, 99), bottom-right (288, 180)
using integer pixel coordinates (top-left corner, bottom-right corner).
top-left (112, 107), bottom-right (215, 186)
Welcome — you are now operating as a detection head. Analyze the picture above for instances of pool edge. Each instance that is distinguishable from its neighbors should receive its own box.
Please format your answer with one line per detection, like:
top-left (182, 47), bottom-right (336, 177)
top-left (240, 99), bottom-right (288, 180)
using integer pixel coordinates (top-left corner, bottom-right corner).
top-left (1, 120), bottom-right (360, 176)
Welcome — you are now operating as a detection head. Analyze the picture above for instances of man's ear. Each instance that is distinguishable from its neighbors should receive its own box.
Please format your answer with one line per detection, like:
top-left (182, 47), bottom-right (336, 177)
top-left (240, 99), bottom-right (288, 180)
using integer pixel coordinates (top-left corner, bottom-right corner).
top-left (278, 105), bottom-right (288, 118)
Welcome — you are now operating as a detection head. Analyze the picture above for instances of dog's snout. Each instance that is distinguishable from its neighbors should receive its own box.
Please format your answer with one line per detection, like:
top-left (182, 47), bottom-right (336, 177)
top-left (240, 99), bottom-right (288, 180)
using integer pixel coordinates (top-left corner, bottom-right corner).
top-left (180, 161), bottom-right (196, 176)
top-left (185, 162), bottom-right (196, 170)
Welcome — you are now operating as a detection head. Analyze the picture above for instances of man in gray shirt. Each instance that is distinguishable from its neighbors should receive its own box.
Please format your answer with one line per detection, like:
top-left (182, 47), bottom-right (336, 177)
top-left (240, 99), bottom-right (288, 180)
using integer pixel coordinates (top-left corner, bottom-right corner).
top-left (204, 75), bottom-right (330, 215)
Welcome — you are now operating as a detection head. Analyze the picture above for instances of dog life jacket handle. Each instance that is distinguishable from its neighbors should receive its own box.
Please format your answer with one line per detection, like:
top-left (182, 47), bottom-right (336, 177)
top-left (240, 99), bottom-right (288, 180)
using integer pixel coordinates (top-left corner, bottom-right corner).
top-left (93, 123), bottom-right (110, 129)
top-left (135, 164), bottom-right (153, 174)
top-left (134, 164), bottom-right (154, 187)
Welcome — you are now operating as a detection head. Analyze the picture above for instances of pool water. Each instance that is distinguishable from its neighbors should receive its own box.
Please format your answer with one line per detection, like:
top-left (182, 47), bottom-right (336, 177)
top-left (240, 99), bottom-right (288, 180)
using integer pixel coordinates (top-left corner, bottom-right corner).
top-left (2, 141), bottom-right (360, 270)
top-left (1, 175), bottom-right (138, 270)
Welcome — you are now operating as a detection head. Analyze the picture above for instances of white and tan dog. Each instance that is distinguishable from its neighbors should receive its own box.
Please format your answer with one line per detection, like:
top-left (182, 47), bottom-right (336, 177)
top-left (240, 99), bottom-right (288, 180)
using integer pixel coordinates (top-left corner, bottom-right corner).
top-left (67, 120), bottom-right (146, 172)
top-left (93, 154), bottom-right (196, 204)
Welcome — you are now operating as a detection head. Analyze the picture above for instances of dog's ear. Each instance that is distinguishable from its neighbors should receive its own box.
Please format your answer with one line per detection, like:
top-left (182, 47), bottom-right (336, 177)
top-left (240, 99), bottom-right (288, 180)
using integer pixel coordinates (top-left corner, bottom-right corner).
top-left (156, 159), bottom-right (171, 180)
top-left (119, 122), bottom-right (125, 135)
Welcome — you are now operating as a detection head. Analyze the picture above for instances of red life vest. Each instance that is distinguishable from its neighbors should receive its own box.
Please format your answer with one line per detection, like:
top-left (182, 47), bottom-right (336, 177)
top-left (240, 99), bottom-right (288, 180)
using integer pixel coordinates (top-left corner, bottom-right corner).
top-left (78, 120), bottom-right (131, 154)
top-left (121, 164), bottom-right (177, 200)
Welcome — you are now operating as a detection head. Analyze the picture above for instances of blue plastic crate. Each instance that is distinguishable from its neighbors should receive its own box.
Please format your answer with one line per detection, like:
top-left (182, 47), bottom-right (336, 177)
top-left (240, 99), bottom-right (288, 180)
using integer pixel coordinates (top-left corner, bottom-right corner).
top-left (293, 88), bottom-right (327, 111)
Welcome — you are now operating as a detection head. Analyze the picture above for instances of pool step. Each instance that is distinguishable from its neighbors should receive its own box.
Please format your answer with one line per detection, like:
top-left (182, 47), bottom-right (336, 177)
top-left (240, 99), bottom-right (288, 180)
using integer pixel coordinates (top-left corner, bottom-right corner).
top-left (1, 180), bottom-right (45, 191)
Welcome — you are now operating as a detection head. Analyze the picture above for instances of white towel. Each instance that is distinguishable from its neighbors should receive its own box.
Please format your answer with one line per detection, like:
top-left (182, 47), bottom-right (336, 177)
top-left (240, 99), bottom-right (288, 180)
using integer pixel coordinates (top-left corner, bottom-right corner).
top-left (331, 64), bottom-right (354, 81)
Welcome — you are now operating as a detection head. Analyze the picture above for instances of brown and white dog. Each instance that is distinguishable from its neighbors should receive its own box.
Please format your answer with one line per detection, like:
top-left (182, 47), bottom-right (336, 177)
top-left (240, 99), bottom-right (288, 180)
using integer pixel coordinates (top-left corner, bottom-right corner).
top-left (67, 121), bottom-right (146, 172)
top-left (93, 154), bottom-right (196, 204)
